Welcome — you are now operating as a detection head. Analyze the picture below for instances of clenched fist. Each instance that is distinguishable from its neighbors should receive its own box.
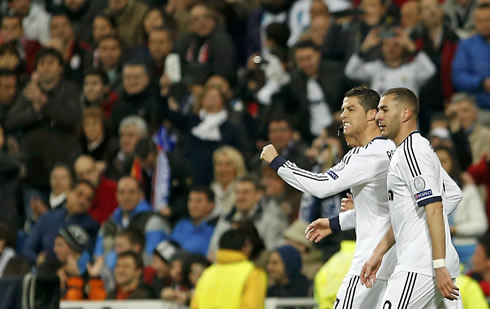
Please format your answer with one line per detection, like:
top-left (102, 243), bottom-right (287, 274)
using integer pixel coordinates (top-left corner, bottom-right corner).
top-left (260, 144), bottom-right (279, 164)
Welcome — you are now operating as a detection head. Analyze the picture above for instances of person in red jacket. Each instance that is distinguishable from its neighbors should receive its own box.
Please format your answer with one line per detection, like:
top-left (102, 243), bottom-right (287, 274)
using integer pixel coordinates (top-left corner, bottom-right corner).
top-left (467, 152), bottom-right (490, 224)
top-left (74, 154), bottom-right (118, 224)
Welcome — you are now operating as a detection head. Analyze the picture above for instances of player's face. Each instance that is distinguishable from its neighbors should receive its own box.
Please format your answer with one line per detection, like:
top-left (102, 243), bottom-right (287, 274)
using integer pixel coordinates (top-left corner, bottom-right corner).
top-left (340, 96), bottom-right (368, 146)
top-left (376, 95), bottom-right (402, 140)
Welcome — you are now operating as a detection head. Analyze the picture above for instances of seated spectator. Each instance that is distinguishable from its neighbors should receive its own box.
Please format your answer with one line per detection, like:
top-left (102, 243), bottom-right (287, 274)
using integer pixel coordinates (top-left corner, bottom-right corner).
top-left (176, 3), bottom-right (237, 82)
top-left (104, 0), bottom-right (148, 47)
top-left (267, 245), bottom-right (311, 297)
top-left (400, 1), bottom-right (419, 33)
top-left (8, 0), bottom-right (50, 45)
top-left (0, 43), bottom-right (24, 77)
top-left (133, 137), bottom-right (192, 223)
top-left (92, 35), bottom-right (124, 92)
top-left (191, 229), bottom-right (267, 309)
top-left (150, 240), bottom-right (178, 297)
top-left (309, 15), bottom-right (331, 48)
top-left (161, 250), bottom-right (193, 303)
top-left (82, 70), bottom-right (119, 119)
top-left (142, 7), bottom-right (176, 41)
top-left (49, 13), bottom-right (91, 85)
top-left (469, 233), bottom-right (490, 299)
top-left (467, 152), bottom-right (490, 227)
top-left (4, 48), bottom-right (82, 195)
top-left (57, 0), bottom-right (102, 44)
top-left (93, 176), bottom-right (170, 268)
top-left (107, 251), bottom-right (154, 299)
top-left (111, 62), bottom-right (160, 133)
top-left (79, 107), bottom-right (119, 163)
top-left (452, 3), bottom-right (490, 125)
top-left (345, 28), bottom-right (436, 96)
top-left (0, 70), bottom-right (19, 122)
top-left (170, 187), bottom-right (218, 256)
top-left (21, 181), bottom-right (98, 265)
top-left (90, 14), bottom-right (117, 49)
top-left (180, 254), bottom-right (211, 305)
top-left (0, 223), bottom-right (16, 277)
top-left (74, 155), bottom-right (118, 224)
top-left (0, 13), bottom-right (42, 74)
top-left (210, 146), bottom-right (246, 217)
top-left (106, 116), bottom-right (148, 180)
top-left (444, 0), bottom-right (479, 38)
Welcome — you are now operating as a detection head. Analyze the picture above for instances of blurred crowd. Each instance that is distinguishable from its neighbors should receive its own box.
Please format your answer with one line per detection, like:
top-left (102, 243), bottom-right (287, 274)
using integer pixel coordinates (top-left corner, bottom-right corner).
top-left (0, 0), bottom-right (489, 307)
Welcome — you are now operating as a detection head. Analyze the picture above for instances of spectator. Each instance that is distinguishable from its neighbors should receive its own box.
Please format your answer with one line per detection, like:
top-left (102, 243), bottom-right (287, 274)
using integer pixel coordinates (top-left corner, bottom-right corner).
top-left (106, 116), bottom-right (148, 180)
top-left (107, 251), bottom-right (154, 299)
top-left (150, 240), bottom-right (178, 297)
top-left (49, 13), bottom-right (91, 85)
top-left (82, 69), bottom-right (119, 119)
top-left (469, 233), bottom-right (490, 299)
top-left (191, 229), bottom-right (267, 309)
top-left (90, 14), bottom-right (117, 49)
top-left (0, 70), bottom-right (19, 123)
top-left (142, 7), bottom-right (176, 41)
top-left (345, 28), bottom-right (436, 96)
top-left (411, 0), bottom-right (459, 134)
top-left (267, 245), bottom-right (311, 297)
top-left (8, 0), bottom-right (50, 45)
top-left (452, 3), bottom-right (490, 125)
top-left (182, 254), bottom-right (211, 302)
top-left (309, 15), bottom-right (331, 48)
top-left (93, 35), bottom-right (124, 92)
top-left (58, 0), bottom-right (102, 44)
top-left (0, 43), bottom-right (24, 79)
top-left (133, 137), bottom-right (192, 223)
top-left (105, 0), bottom-right (148, 47)
top-left (79, 106), bottom-right (118, 162)
top-left (170, 187), bottom-right (218, 256)
top-left (467, 152), bottom-right (490, 225)
top-left (93, 176), bottom-right (170, 268)
top-left (74, 155), bottom-right (118, 224)
top-left (21, 180), bottom-right (98, 265)
top-left (233, 220), bottom-right (268, 269)
top-left (210, 146), bottom-right (246, 217)
top-left (455, 274), bottom-right (489, 309)
top-left (111, 62), bottom-right (160, 133)
top-left (400, 1), bottom-right (419, 33)
top-left (176, 3), bottom-right (237, 83)
top-left (444, 0), bottom-right (479, 38)
top-left (263, 22), bottom-right (290, 53)
top-left (4, 48), bottom-right (81, 204)
top-left (288, 0), bottom-right (332, 47)
top-left (161, 250), bottom-right (193, 303)
top-left (0, 223), bottom-right (16, 277)
top-left (0, 13), bottom-right (42, 74)
top-left (446, 93), bottom-right (490, 164)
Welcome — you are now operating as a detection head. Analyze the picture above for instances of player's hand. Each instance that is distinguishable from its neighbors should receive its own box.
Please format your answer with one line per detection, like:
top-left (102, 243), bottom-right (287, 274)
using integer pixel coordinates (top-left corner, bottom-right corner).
top-left (305, 218), bottom-right (332, 242)
top-left (435, 267), bottom-right (459, 300)
top-left (341, 193), bottom-right (354, 212)
top-left (260, 144), bottom-right (279, 164)
top-left (360, 252), bottom-right (383, 288)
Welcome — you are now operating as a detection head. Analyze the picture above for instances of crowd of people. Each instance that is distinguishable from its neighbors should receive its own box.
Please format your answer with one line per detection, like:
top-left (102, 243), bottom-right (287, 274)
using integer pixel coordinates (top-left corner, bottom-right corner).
top-left (0, 0), bottom-right (488, 307)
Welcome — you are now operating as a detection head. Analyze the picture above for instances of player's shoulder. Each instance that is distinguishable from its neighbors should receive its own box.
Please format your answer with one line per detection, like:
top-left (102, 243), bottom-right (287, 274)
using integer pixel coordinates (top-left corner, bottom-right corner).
top-left (397, 131), bottom-right (436, 175)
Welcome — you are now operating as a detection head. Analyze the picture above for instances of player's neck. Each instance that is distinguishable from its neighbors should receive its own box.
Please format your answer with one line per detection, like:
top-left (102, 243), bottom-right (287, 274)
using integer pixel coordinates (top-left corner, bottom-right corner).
top-left (394, 124), bottom-right (418, 147)
top-left (357, 124), bottom-right (382, 147)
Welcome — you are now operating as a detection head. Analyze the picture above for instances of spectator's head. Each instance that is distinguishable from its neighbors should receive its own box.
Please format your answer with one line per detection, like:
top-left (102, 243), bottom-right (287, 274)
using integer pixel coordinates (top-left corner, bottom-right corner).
top-left (119, 116), bottom-right (148, 155)
top-left (0, 69), bottom-right (18, 105)
top-left (35, 48), bottom-right (64, 86)
top-left (50, 163), bottom-right (73, 196)
top-left (115, 228), bottom-right (144, 255)
top-left (261, 166), bottom-right (286, 198)
top-left (188, 186), bottom-right (215, 223)
top-left (420, 0), bottom-right (443, 29)
top-left (54, 225), bottom-right (89, 263)
top-left (235, 176), bottom-right (263, 214)
top-left (265, 23), bottom-right (290, 51)
top-left (81, 107), bottom-right (106, 145)
top-left (74, 155), bottom-right (100, 186)
top-left (377, 88), bottom-right (419, 142)
top-left (0, 43), bottom-right (21, 71)
top-left (98, 35), bottom-right (122, 71)
top-left (268, 114), bottom-right (294, 151)
top-left (108, 0), bottom-right (130, 15)
top-left (189, 4), bottom-right (216, 38)
top-left (472, 233), bottom-right (490, 276)
top-left (283, 220), bottom-right (314, 254)
top-left (205, 74), bottom-right (233, 100)
top-left (448, 93), bottom-right (478, 130)
top-left (92, 14), bottom-right (117, 44)
top-left (474, 3), bottom-right (490, 39)
top-left (341, 86), bottom-right (380, 146)
top-left (148, 27), bottom-right (173, 63)
top-left (134, 138), bottom-right (157, 171)
top-left (233, 220), bottom-right (266, 260)
top-left (401, 1), bottom-right (420, 30)
top-left (428, 127), bottom-right (453, 149)
top-left (310, 15), bottom-right (330, 47)
top-left (434, 145), bottom-right (460, 180)
top-left (182, 254), bottom-right (211, 287)
top-left (143, 7), bottom-right (165, 36)
top-left (429, 112), bottom-right (449, 130)
top-left (310, 0), bottom-right (329, 19)
top-left (0, 223), bottom-right (15, 252)
top-left (8, 0), bottom-right (31, 17)
top-left (114, 251), bottom-right (144, 290)
top-left (267, 245), bottom-right (302, 284)
top-left (152, 240), bottom-right (178, 279)
top-left (213, 146), bottom-right (246, 188)
top-left (381, 34), bottom-right (407, 65)
top-left (117, 176), bottom-right (144, 213)
top-left (199, 84), bottom-right (227, 114)
top-left (361, 0), bottom-right (387, 25)
top-left (50, 13), bottom-right (75, 45)
top-left (123, 62), bottom-right (150, 95)
top-left (219, 229), bottom-right (249, 255)
top-left (169, 251), bottom-right (192, 283)
top-left (1, 14), bottom-right (24, 42)
top-left (83, 70), bottom-right (110, 104)
top-left (294, 40), bottom-right (321, 77)
top-left (64, 0), bottom-right (88, 12)
top-left (65, 180), bottom-right (95, 215)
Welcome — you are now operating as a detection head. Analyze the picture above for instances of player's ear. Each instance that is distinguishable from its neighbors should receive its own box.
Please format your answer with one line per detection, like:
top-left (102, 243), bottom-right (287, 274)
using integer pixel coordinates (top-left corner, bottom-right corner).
top-left (401, 107), bottom-right (412, 123)
top-left (367, 109), bottom-right (377, 121)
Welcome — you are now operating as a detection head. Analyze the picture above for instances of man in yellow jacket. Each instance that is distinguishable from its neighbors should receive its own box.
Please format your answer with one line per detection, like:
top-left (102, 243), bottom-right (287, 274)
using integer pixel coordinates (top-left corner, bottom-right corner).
top-left (191, 229), bottom-right (267, 309)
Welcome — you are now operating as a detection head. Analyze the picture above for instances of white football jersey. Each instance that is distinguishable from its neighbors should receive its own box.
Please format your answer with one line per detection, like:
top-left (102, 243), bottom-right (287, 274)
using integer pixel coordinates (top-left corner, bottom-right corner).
top-left (387, 131), bottom-right (461, 278)
top-left (271, 137), bottom-right (397, 279)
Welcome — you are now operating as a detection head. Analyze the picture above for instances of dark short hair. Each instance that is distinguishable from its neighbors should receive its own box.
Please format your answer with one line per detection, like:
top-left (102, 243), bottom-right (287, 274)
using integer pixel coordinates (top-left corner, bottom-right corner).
top-left (190, 186), bottom-right (215, 203)
top-left (35, 47), bottom-right (64, 68)
top-left (50, 12), bottom-right (72, 27)
top-left (149, 25), bottom-right (172, 38)
top-left (97, 34), bottom-right (123, 49)
top-left (73, 179), bottom-right (96, 194)
top-left (118, 250), bottom-right (144, 270)
top-left (477, 233), bottom-right (490, 258)
top-left (123, 61), bottom-right (149, 76)
top-left (94, 13), bottom-right (116, 30)
top-left (117, 228), bottom-right (145, 251)
top-left (344, 86), bottom-right (380, 112)
top-left (265, 22), bottom-right (290, 48)
top-left (268, 113), bottom-right (293, 130)
top-left (237, 175), bottom-right (263, 191)
top-left (134, 137), bottom-right (156, 160)
top-left (293, 39), bottom-right (320, 52)
top-left (84, 68), bottom-right (109, 86)
top-left (0, 69), bottom-right (18, 82)
top-left (381, 88), bottom-right (419, 117)
top-left (219, 229), bottom-right (246, 251)
top-left (430, 112), bottom-right (449, 124)
top-left (0, 42), bottom-right (20, 58)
